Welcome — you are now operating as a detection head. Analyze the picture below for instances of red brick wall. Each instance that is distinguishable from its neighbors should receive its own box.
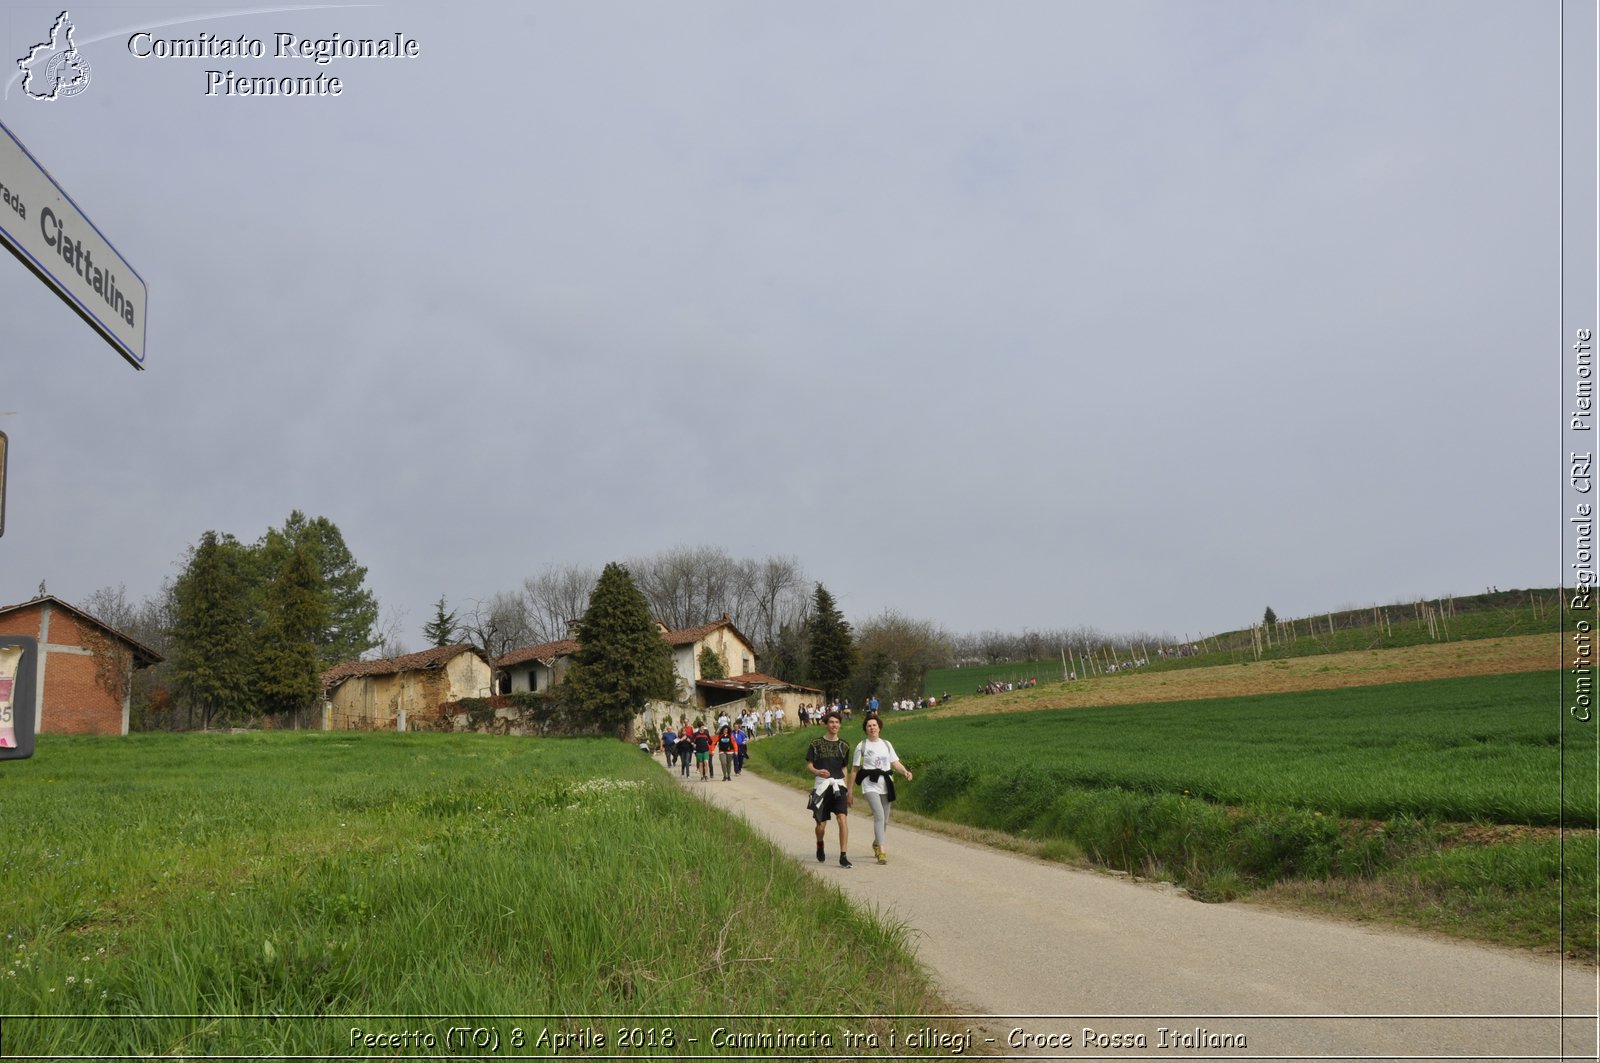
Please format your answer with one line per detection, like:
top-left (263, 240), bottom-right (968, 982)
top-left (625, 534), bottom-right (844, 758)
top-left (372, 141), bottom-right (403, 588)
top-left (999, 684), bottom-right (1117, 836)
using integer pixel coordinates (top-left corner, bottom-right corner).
top-left (44, 607), bottom-right (87, 645)
top-left (0, 606), bottom-right (43, 640)
top-left (43, 651), bottom-right (122, 735)
top-left (0, 602), bottom-right (126, 735)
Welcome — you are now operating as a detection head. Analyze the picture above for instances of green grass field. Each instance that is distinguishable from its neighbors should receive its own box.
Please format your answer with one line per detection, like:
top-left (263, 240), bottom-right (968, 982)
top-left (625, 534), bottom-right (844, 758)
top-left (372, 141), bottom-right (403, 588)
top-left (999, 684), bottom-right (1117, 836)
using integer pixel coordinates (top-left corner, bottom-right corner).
top-left (749, 671), bottom-right (1596, 958)
top-left (1, 733), bottom-right (954, 1057)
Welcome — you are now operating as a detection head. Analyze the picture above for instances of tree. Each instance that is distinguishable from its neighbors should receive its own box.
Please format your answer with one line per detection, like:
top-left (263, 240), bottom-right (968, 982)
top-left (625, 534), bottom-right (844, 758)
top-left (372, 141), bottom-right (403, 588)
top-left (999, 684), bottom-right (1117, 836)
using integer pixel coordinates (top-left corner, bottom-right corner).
top-left (805, 583), bottom-right (855, 703)
top-left (259, 511), bottom-right (380, 667)
top-left (1264, 606), bottom-right (1278, 627)
top-left (170, 531), bottom-right (256, 729)
top-left (697, 644), bottom-right (727, 680)
top-left (630, 545), bottom-right (740, 631)
top-left (564, 563), bottom-right (677, 734)
top-left (256, 540), bottom-right (328, 722)
top-left (460, 591), bottom-right (534, 662)
top-left (849, 609), bottom-right (951, 702)
top-left (423, 596), bottom-right (458, 646)
top-left (522, 564), bottom-right (598, 644)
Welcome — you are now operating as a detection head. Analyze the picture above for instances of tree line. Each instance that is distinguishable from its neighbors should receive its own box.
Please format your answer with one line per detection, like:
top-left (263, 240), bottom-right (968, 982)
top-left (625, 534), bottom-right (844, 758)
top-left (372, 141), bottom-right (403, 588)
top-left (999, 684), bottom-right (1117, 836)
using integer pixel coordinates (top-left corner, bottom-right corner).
top-left (81, 529), bottom-right (1177, 731)
top-left (84, 510), bottom-right (380, 731)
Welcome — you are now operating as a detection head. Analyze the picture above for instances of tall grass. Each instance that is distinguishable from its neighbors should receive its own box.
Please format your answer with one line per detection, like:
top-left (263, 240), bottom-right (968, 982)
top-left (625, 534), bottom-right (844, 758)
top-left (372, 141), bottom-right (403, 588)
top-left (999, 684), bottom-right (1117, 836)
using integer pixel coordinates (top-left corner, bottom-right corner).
top-left (2, 732), bottom-right (954, 1056)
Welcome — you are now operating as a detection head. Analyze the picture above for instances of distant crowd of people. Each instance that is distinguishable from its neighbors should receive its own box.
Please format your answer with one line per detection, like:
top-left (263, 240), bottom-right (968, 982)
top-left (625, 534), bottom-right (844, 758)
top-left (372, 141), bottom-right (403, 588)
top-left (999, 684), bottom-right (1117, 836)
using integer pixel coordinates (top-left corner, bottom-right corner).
top-left (657, 708), bottom-right (772, 782)
top-left (977, 677), bottom-right (1038, 695)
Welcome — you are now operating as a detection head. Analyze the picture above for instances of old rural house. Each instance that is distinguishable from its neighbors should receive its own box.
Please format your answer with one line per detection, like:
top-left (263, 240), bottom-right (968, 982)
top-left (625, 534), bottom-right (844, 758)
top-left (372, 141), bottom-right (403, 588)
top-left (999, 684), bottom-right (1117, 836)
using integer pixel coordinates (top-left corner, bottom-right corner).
top-left (492, 614), bottom-right (818, 733)
top-left (0, 595), bottom-right (163, 736)
top-left (494, 637), bottom-right (579, 695)
top-left (321, 644), bottom-right (491, 731)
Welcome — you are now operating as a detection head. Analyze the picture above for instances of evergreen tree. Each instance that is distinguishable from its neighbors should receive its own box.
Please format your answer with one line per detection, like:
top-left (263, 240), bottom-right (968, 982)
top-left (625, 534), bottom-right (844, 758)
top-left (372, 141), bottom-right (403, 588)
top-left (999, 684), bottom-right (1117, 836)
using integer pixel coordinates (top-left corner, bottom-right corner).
top-left (256, 540), bottom-right (328, 720)
top-left (170, 531), bottom-right (256, 729)
top-left (697, 644), bottom-right (727, 680)
top-left (1263, 606), bottom-right (1278, 626)
top-left (806, 582), bottom-right (856, 703)
top-left (259, 511), bottom-right (380, 666)
top-left (423, 596), bottom-right (459, 647)
top-left (564, 563), bottom-right (677, 734)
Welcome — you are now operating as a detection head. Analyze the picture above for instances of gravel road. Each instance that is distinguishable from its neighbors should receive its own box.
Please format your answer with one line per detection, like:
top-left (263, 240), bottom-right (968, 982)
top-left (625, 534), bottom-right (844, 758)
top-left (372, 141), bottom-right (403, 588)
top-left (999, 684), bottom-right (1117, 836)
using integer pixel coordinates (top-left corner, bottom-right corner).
top-left (669, 758), bottom-right (1597, 1061)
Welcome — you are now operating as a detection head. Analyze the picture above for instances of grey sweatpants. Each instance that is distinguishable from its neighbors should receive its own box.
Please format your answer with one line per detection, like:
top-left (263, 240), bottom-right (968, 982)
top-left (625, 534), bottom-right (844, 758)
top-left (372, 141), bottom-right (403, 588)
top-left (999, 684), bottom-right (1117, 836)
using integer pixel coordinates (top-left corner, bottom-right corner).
top-left (864, 790), bottom-right (891, 848)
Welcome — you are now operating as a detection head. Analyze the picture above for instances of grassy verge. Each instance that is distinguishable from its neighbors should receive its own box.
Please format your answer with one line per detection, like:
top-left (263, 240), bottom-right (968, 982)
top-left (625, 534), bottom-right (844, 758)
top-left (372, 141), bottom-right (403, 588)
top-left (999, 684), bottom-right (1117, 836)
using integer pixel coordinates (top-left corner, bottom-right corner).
top-left (2, 732), bottom-right (958, 1057)
top-left (749, 672), bottom-right (1596, 961)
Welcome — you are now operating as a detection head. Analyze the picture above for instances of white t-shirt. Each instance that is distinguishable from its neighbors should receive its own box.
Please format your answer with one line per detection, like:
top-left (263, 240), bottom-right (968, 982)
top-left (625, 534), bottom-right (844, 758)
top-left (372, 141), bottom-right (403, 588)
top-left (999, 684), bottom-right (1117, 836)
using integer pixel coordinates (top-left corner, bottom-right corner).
top-left (851, 737), bottom-right (899, 795)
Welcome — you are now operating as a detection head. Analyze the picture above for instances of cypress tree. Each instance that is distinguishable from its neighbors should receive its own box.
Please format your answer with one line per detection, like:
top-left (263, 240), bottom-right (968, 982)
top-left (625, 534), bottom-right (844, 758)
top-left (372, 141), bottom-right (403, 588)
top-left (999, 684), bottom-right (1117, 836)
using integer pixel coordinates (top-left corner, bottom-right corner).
top-left (564, 563), bottom-right (677, 735)
top-left (257, 540), bottom-right (328, 721)
top-left (806, 582), bottom-right (856, 704)
top-left (170, 531), bottom-right (256, 729)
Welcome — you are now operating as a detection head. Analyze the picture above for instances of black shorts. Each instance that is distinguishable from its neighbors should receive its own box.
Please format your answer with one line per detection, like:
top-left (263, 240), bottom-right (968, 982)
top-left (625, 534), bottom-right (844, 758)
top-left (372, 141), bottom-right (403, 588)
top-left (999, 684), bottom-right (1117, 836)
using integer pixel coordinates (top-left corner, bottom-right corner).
top-left (811, 785), bottom-right (849, 822)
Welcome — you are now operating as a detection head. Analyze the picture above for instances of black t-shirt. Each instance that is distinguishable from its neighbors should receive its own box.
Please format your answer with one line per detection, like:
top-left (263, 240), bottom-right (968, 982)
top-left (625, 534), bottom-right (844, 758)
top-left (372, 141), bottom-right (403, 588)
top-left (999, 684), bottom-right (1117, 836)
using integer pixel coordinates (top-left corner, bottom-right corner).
top-left (806, 737), bottom-right (849, 781)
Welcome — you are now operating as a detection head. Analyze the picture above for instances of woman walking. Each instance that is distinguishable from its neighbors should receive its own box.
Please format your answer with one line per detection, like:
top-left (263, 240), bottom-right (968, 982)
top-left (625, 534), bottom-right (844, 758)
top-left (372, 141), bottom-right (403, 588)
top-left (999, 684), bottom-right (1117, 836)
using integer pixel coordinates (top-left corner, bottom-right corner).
top-left (675, 725), bottom-right (694, 777)
top-left (715, 724), bottom-right (736, 781)
top-left (849, 714), bottom-right (912, 865)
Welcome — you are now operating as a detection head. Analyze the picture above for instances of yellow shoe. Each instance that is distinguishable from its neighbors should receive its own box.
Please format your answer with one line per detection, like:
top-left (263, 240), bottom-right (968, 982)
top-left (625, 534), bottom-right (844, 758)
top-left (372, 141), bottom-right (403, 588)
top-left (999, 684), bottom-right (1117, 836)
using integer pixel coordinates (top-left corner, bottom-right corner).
top-left (875, 846), bottom-right (887, 865)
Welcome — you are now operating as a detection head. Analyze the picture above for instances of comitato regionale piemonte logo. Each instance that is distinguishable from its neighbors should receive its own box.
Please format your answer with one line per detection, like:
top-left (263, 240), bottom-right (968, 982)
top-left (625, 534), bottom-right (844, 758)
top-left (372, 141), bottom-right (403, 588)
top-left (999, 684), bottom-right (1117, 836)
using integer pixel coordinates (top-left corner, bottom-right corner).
top-left (17, 11), bottom-right (92, 101)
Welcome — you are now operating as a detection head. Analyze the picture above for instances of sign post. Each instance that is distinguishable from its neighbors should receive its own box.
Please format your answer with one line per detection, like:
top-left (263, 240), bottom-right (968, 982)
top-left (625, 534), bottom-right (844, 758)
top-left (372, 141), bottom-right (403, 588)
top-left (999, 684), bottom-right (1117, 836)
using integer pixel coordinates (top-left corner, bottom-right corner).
top-left (0, 119), bottom-right (146, 368)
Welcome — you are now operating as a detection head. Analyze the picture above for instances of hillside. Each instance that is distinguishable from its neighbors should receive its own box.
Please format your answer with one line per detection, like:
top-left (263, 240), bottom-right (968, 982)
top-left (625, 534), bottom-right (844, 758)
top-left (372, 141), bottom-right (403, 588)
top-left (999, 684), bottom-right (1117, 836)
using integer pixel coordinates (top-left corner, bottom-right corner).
top-left (927, 632), bottom-right (1558, 717)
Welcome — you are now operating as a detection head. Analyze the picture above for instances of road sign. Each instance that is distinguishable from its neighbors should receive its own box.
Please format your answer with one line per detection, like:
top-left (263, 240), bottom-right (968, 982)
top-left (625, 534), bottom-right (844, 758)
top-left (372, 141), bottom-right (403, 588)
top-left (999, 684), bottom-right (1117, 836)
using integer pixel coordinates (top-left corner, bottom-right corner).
top-left (0, 636), bottom-right (36, 759)
top-left (0, 119), bottom-right (146, 369)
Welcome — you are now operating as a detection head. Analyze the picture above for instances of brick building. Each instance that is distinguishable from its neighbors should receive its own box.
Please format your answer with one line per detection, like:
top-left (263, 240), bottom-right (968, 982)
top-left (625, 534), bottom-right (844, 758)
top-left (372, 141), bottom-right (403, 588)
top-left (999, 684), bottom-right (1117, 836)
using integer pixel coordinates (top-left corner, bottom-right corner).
top-left (0, 595), bottom-right (164, 736)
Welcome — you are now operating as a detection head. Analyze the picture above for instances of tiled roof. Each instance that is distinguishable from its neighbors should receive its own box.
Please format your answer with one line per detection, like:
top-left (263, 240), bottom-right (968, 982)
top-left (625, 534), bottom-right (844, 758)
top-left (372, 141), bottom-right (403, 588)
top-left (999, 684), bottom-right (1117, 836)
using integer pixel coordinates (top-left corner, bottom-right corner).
top-left (727, 671), bottom-right (817, 690)
top-left (494, 638), bottom-right (579, 669)
top-left (661, 613), bottom-right (755, 650)
top-left (0, 594), bottom-right (165, 666)
top-left (322, 644), bottom-right (483, 687)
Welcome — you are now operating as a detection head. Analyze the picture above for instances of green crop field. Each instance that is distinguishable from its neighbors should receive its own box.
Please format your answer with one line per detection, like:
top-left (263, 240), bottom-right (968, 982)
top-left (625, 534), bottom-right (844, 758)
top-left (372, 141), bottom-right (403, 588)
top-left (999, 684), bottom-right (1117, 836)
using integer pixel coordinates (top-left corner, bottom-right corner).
top-left (749, 670), bottom-right (1596, 958)
top-left (1, 733), bottom-right (955, 1057)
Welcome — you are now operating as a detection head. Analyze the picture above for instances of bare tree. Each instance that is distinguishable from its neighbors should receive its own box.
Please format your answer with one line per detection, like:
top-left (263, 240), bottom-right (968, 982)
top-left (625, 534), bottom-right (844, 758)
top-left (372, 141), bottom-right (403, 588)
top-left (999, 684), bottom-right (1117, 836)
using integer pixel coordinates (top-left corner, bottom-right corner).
top-left (731, 554), bottom-right (809, 655)
top-left (460, 591), bottom-right (535, 662)
top-left (629, 545), bottom-right (740, 631)
top-left (374, 604), bottom-right (410, 658)
top-left (522, 564), bottom-right (598, 644)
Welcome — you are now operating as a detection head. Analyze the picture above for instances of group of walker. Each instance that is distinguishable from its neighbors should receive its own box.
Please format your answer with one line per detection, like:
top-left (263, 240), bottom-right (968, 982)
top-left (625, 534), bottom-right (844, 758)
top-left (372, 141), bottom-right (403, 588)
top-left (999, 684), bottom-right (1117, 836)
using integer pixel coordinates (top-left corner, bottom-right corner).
top-left (661, 717), bottom-right (752, 782)
top-left (660, 706), bottom-right (915, 869)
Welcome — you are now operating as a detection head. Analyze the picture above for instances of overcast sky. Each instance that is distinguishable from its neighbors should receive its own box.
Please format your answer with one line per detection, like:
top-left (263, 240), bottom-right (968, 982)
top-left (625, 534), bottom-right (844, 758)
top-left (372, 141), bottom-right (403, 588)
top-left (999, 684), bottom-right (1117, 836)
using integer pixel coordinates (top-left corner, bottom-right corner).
top-left (0, 0), bottom-right (1570, 648)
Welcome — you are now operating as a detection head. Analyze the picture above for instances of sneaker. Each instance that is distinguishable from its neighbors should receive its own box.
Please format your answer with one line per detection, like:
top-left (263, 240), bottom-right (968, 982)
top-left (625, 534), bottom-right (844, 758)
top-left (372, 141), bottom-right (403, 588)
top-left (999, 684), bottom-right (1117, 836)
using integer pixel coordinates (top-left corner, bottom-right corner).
top-left (816, 845), bottom-right (826, 863)
top-left (839, 854), bottom-right (853, 869)
top-left (877, 849), bottom-right (887, 865)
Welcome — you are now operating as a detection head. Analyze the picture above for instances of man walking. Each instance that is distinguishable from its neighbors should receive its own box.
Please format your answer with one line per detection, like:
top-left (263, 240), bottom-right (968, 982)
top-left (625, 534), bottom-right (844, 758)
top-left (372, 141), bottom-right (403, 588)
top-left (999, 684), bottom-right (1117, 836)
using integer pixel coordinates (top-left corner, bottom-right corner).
top-left (806, 711), bottom-right (853, 868)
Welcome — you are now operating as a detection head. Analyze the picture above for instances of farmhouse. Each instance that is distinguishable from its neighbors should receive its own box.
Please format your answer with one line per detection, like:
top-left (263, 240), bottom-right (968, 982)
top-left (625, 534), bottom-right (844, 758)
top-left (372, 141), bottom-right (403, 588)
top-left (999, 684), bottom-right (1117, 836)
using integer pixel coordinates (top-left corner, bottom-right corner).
top-left (321, 644), bottom-right (491, 731)
top-left (0, 595), bottom-right (163, 736)
top-left (495, 637), bottom-right (579, 695)
top-left (493, 614), bottom-right (816, 730)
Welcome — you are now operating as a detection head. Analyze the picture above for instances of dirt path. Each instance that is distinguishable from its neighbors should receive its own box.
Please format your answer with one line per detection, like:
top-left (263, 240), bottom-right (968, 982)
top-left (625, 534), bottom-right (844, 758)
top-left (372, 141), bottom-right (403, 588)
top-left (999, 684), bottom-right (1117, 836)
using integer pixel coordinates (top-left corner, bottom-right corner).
top-left (669, 759), bottom-right (1595, 1061)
